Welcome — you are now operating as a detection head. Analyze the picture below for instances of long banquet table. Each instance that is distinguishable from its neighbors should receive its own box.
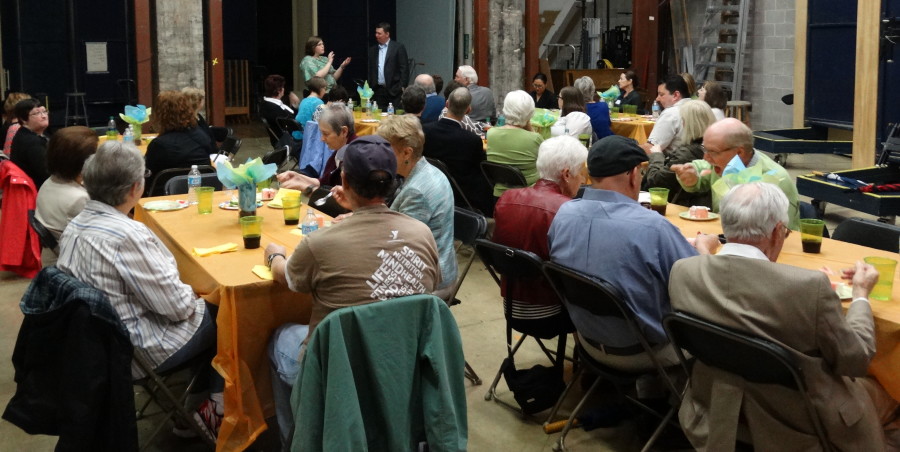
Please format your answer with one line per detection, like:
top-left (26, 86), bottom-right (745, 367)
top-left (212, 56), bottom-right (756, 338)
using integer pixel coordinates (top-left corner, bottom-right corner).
top-left (135, 191), bottom-right (321, 451)
top-left (610, 117), bottom-right (655, 143)
top-left (667, 204), bottom-right (900, 401)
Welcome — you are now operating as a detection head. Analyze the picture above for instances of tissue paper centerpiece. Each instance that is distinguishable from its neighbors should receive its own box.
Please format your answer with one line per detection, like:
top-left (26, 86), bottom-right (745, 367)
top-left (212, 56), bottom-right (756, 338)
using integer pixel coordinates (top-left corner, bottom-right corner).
top-left (216, 158), bottom-right (277, 218)
top-left (119, 104), bottom-right (151, 142)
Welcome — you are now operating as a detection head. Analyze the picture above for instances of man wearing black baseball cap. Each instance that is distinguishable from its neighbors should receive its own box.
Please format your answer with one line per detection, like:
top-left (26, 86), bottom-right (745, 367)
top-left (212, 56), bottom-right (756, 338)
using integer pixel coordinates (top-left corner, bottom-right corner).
top-left (263, 135), bottom-right (441, 448)
top-left (548, 135), bottom-right (718, 374)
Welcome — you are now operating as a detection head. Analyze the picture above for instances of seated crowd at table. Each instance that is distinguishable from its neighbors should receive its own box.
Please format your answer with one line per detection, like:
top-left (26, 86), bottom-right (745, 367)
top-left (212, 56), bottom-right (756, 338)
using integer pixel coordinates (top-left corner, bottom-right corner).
top-left (3, 22), bottom-right (900, 451)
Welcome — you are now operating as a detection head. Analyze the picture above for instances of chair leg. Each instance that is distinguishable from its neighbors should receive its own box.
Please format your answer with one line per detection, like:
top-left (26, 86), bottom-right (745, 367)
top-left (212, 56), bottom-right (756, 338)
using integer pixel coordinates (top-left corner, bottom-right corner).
top-left (640, 406), bottom-right (677, 452)
top-left (484, 334), bottom-right (528, 401)
top-left (465, 361), bottom-right (482, 385)
top-left (544, 366), bottom-right (584, 429)
top-left (554, 374), bottom-right (603, 452)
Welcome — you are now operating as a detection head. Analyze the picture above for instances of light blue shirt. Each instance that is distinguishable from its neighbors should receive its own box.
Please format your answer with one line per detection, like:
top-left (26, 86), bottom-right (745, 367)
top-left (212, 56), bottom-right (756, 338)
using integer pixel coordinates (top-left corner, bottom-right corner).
top-left (548, 188), bottom-right (698, 345)
top-left (391, 158), bottom-right (457, 289)
top-left (378, 40), bottom-right (390, 85)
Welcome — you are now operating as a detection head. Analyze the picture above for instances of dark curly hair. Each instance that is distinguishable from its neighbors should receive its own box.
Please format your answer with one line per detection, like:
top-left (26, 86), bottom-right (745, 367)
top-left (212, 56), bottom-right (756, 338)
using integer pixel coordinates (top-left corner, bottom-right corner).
top-left (153, 91), bottom-right (197, 134)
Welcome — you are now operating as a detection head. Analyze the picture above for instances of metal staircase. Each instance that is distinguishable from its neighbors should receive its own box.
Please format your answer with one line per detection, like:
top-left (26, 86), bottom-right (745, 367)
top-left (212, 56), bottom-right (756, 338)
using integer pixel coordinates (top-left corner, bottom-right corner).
top-left (694, 0), bottom-right (750, 100)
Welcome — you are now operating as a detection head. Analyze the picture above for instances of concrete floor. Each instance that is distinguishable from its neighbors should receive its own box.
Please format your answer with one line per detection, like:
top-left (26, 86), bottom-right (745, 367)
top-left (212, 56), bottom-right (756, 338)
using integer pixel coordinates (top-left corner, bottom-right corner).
top-left (0, 123), bottom-right (878, 451)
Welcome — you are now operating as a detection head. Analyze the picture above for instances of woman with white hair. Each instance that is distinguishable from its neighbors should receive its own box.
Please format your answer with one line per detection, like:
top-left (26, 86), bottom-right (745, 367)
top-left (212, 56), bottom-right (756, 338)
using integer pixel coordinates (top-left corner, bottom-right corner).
top-left (643, 99), bottom-right (715, 207)
top-left (486, 90), bottom-right (544, 197)
top-left (573, 76), bottom-right (613, 140)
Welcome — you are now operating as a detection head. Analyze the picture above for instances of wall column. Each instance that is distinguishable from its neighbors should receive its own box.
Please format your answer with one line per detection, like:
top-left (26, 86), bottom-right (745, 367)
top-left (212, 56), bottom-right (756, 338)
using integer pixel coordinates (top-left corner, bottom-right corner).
top-left (852, 0), bottom-right (880, 167)
top-left (155, 1), bottom-right (205, 92)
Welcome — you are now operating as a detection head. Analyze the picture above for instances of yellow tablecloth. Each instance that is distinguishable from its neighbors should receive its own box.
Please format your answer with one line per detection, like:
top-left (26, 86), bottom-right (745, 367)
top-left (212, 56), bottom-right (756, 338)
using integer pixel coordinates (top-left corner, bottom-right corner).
top-left (354, 119), bottom-right (380, 136)
top-left (667, 205), bottom-right (900, 401)
top-left (135, 191), bottom-right (327, 451)
top-left (98, 133), bottom-right (157, 156)
top-left (610, 118), bottom-right (655, 143)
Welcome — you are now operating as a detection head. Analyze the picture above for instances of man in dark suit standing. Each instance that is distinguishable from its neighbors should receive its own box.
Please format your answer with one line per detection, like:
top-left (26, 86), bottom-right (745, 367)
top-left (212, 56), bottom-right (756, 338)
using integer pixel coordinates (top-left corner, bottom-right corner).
top-left (422, 87), bottom-right (494, 216)
top-left (368, 22), bottom-right (408, 110)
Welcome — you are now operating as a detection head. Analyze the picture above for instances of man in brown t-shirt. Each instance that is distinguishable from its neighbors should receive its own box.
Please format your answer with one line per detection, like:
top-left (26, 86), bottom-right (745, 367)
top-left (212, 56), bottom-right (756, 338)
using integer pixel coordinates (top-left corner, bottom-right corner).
top-left (264, 135), bottom-right (440, 447)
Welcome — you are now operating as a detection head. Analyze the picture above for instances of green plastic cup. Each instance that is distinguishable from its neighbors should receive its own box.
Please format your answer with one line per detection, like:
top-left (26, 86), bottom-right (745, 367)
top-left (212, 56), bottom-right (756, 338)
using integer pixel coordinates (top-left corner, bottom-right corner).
top-left (648, 187), bottom-right (669, 215)
top-left (196, 187), bottom-right (215, 214)
top-left (239, 216), bottom-right (263, 249)
top-left (864, 256), bottom-right (897, 301)
top-left (799, 219), bottom-right (825, 253)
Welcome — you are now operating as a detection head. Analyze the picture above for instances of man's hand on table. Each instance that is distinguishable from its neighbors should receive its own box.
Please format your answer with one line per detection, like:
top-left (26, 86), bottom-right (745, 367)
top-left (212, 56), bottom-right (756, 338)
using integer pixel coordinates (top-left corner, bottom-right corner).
top-left (842, 261), bottom-right (880, 300)
top-left (265, 243), bottom-right (289, 284)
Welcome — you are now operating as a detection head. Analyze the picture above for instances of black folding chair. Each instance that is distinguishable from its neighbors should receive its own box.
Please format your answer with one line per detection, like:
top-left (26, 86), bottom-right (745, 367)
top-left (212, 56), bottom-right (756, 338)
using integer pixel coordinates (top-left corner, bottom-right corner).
top-left (480, 161), bottom-right (528, 192)
top-left (663, 311), bottom-right (833, 451)
top-left (542, 262), bottom-right (681, 452)
top-left (27, 209), bottom-right (58, 253)
top-left (276, 117), bottom-right (303, 136)
top-left (260, 117), bottom-right (281, 147)
top-left (426, 157), bottom-right (479, 213)
top-left (209, 126), bottom-right (233, 144)
top-left (831, 217), bottom-right (900, 252)
top-left (475, 239), bottom-right (573, 416)
top-left (262, 145), bottom-right (297, 173)
top-left (164, 173), bottom-right (224, 195)
top-left (145, 165), bottom-right (216, 198)
top-left (219, 136), bottom-right (242, 161)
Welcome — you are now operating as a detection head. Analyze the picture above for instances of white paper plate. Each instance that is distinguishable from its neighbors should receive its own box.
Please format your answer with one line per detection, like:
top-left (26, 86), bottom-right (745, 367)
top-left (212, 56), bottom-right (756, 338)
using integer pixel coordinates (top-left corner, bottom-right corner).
top-left (143, 200), bottom-right (189, 211)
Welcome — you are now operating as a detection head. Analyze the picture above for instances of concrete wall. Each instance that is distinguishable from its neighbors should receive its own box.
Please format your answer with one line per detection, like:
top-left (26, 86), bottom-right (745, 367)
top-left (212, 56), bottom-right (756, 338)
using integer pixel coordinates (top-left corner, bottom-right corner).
top-left (489, 0), bottom-right (524, 109)
top-left (744, 0), bottom-right (796, 131)
top-left (155, 0), bottom-right (205, 92)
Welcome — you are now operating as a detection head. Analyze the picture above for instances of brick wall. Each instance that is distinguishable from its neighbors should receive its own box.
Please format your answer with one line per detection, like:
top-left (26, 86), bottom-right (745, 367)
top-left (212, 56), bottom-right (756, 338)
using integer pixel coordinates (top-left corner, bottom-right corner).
top-left (155, 1), bottom-right (205, 93)
top-left (744, 0), bottom-right (796, 131)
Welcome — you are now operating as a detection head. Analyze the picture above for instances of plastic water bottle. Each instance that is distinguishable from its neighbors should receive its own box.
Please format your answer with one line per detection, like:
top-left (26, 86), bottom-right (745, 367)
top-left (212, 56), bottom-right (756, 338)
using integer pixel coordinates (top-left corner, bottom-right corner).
top-left (652, 102), bottom-right (660, 119)
top-left (123, 125), bottom-right (134, 143)
top-left (301, 208), bottom-right (319, 235)
top-left (365, 98), bottom-right (372, 115)
top-left (372, 101), bottom-right (379, 116)
top-left (187, 165), bottom-right (201, 204)
top-left (387, 103), bottom-right (394, 115)
top-left (106, 116), bottom-right (117, 140)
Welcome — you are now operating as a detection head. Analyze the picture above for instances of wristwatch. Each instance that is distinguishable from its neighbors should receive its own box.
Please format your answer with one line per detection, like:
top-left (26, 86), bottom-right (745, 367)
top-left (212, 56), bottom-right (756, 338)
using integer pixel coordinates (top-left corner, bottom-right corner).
top-left (267, 253), bottom-right (285, 268)
top-left (303, 185), bottom-right (317, 196)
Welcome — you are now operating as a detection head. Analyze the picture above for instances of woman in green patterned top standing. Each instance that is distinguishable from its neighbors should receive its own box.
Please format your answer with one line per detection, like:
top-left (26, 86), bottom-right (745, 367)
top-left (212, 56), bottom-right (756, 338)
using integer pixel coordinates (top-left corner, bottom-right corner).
top-left (299, 36), bottom-right (351, 92)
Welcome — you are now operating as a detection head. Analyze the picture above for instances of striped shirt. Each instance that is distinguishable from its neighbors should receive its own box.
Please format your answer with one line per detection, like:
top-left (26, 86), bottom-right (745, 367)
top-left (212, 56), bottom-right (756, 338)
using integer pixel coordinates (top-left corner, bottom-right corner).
top-left (57, 200), bottom-right (205, 377)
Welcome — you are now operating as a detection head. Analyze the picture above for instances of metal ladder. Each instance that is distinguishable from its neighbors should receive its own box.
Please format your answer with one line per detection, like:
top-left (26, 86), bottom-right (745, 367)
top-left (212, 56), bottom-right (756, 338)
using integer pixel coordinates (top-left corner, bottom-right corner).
top-left (693, 0), bottom-right (750, 100)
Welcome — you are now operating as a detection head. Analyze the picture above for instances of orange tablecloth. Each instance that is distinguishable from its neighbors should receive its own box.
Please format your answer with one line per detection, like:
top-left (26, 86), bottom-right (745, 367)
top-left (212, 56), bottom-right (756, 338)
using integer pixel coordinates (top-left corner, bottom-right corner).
top-left (98, 133), bottom-right (157, 155)
top-left (354, 119), bottom-right (380, 136)
top-left (135, 191), bottom-right (324, 451)
top-left (667, 205), bottom-right (900, 401)
top-left (610, 118), bottom-right (654, 143)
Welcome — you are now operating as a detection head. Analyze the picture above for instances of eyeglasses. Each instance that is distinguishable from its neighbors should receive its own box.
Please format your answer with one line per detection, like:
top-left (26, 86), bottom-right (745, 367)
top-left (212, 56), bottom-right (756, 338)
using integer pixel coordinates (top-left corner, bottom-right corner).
top-left (781, 224), bottom-right (792, 238)
top-left (701, 144), bottom-right (736, 156)
top-left (29, 109), bottom-right (48, 117)
top-left (532, 83), bottom-right (544, 88)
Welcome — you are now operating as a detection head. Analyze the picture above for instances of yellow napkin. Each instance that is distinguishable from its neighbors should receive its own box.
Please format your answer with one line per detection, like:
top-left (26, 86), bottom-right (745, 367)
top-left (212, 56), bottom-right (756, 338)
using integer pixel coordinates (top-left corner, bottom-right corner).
top-left (193, 243), bottom-right (238, 257)
top-left (252, 265), bottom-right (273, 280)
top-left (290, 229), bottom-right (304, 237)
top-left (267, 188), bottom-right (302, 208)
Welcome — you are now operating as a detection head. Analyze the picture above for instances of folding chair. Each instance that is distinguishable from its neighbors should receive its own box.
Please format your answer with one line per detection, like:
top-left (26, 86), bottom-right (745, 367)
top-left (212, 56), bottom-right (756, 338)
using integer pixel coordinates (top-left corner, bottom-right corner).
top-left (475, 239), bottom-right (573, 416)
top-left (219, 136), bottom-right (241, 161)
top-left (164, 173), bottom-right (224, 195)
top-left (663, 311), bottom-right (833, 451)
top-left (447, 207), bottom-right (488, 385)
top-left (209, 126), bottom-right (233, 144)
top-left (144, 165), bottom-right (216, 198)
top-left (132, 350), bottom-right (217, 449)
top-left (542, 262), bottom-right (681, 452)
top-left (831, 217), bottom-right (900, 252)
top-left (260, 117), bottom-right (281, 147)
top-left (427, 157), bottom-right (478, 213)
top-left (262, 145), bottom-right (297, 173)
top-left (276, 117), bottom-right (303, 137)
top-left (480, 160), bottom-right (528, 192)
top-left (27, 209), bottom-right (58, 253)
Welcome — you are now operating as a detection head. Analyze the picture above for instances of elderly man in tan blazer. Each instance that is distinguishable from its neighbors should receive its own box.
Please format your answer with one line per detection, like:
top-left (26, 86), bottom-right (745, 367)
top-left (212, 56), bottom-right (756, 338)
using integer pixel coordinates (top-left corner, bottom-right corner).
top-left (669, 181), bottom-right (889, 451)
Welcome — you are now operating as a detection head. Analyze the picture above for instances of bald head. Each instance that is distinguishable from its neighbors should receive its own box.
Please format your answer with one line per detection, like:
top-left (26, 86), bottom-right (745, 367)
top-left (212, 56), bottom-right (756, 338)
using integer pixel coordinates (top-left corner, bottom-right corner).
top-left (414, 74), bottom-right (436, 94)
top-left (447, 87), bottom-right (472, 118)
top-left (704, 118), bottom-right (754, 153)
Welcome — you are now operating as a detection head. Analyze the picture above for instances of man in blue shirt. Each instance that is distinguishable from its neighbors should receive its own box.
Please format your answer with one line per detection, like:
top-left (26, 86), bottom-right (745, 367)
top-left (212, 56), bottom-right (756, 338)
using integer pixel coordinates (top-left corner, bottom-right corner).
top-left (367, 22), bottom-right (408, 109)
top-left (548, 135), bottom-right (719, 371)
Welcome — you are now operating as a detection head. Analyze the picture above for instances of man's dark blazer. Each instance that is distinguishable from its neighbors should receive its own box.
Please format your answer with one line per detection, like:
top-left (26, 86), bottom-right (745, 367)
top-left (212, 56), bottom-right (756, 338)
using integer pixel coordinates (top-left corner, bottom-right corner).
top-left (367, 40), bottom-right (409, 100)
top-left (422, 118), bottom-right (494, 216)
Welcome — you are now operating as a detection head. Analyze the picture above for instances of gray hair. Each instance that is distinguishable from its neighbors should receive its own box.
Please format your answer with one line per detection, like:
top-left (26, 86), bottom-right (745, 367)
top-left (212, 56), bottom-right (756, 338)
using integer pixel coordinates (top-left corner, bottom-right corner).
top-left (457, 65), bottom-right (478, 84)
top-left (319, 102), bottom-right (354, 136)
top-left (501, 90), bottom-right (535, 127)
top-left (720, 182), bottom-right (789, 242)
top-left (573, 76), bottom-right (596, 103)
top-left (447, 87), bottom-right (471, 117)
top-left (414, 74), bottom-right (436, 94)
top-left (536, 136), bottom-right (588, 183)
top-left (83, 141), bottom-right (145, 207)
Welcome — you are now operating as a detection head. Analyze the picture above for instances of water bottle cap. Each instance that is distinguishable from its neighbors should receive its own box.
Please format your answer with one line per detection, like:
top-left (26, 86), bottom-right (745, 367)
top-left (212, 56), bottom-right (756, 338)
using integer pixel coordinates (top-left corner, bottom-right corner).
top-left (191, 165), bottom-right (198, 169)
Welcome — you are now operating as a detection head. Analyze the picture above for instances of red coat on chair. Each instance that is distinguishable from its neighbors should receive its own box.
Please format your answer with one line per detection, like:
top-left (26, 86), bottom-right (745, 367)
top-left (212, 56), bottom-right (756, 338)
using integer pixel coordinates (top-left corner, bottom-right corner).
top-left (0, 160), bottom-right (41, 278)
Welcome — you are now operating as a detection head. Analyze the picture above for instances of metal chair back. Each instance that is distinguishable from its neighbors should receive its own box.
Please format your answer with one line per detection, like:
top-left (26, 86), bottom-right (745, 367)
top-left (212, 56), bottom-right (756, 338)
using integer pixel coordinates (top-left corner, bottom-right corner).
top-left (426, 157), bottom-right (478, 213)
top-left (832, 217), bottom-right (900, 252)
top-left (663, 311), bottom-right (833, 451)
top-left (480, 161), bottom-right (528, 190)
top-left (164, 173), bottom-right (223, 195)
